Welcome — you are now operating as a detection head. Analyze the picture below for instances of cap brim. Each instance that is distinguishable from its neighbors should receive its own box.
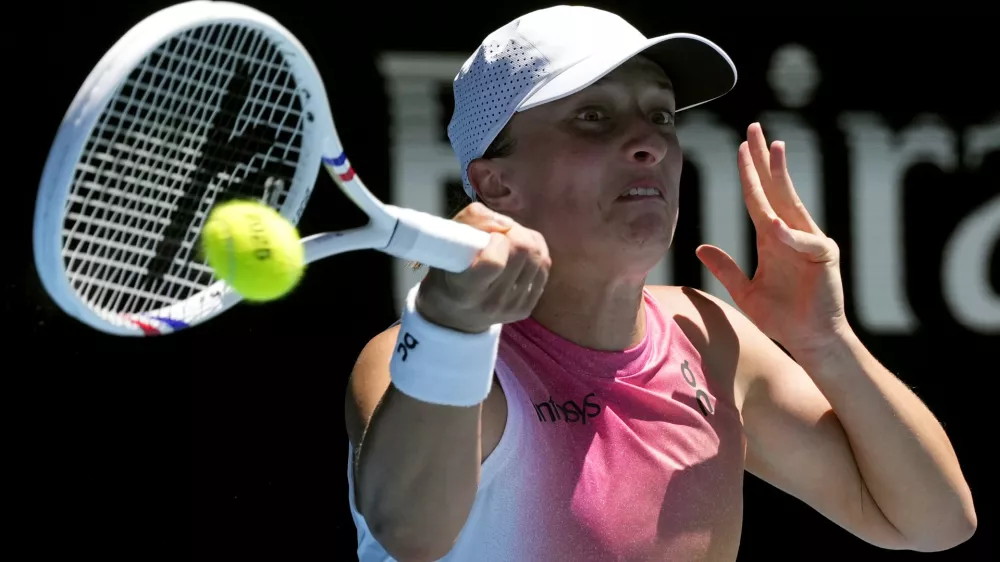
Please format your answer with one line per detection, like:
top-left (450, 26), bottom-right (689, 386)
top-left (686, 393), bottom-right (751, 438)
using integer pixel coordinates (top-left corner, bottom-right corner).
top-left (518, 32), bottom-right (737, 113)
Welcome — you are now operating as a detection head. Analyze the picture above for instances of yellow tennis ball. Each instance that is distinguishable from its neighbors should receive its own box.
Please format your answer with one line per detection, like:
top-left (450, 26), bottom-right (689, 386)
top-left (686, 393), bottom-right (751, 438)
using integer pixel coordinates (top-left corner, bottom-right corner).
top-left (200, 200), bottom-right (305, 302)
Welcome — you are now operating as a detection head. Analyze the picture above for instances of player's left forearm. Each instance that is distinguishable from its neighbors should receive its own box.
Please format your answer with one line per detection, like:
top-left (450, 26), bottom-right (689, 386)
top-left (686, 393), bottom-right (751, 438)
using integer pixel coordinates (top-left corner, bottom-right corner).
top-left (791, 328), bottom-right (977, 551)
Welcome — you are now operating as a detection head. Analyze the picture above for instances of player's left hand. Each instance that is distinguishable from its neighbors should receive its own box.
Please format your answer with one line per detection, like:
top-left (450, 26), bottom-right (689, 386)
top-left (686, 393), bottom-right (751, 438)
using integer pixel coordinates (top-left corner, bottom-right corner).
top-left (695, 122), bottom-right (850, 354)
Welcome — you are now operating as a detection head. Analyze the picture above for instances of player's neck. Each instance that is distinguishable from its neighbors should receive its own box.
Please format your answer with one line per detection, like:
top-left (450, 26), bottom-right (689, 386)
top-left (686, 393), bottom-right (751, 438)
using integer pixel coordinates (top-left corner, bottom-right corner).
top-left (529, 263), bottom-right (646, 352)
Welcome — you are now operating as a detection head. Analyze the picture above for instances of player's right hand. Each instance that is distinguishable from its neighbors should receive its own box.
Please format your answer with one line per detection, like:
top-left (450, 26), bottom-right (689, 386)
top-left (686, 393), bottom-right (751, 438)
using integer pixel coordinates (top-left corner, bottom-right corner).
top-left (416, 202), bottom-right (551, 334)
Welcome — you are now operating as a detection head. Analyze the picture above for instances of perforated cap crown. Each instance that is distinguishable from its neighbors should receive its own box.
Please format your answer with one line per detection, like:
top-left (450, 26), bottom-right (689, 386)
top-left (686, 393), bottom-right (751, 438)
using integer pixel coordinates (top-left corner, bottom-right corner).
top-left (446, 5), bottom-right (738, 199)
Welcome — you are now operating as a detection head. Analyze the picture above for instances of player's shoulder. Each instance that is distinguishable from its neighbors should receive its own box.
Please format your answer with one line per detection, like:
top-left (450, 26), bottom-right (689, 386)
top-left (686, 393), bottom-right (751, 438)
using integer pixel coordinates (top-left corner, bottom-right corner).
top-left (643, 284), bottom-right (753, 357)
top-left (644, 284), bottom-right (745, 333)
top-left (645, 284), bottom-right (753, 403)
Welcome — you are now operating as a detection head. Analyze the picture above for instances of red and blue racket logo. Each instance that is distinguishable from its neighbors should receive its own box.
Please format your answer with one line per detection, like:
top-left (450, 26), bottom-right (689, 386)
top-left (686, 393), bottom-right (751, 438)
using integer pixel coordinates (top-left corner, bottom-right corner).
top-left (123, 315), bottom-right (188, 335)
top-left (322, 152), bottom-right (356, 182)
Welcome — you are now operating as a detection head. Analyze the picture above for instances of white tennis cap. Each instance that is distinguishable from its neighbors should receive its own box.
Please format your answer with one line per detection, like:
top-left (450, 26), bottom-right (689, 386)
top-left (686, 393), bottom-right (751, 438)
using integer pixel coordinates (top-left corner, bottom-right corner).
top-left (447, 5), bottom-right (738, 199)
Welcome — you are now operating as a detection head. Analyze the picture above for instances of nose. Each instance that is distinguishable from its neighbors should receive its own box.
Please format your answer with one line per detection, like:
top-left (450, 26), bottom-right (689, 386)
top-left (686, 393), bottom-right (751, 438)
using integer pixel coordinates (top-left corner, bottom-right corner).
top-left (623, 118), bottom-right (669, 166)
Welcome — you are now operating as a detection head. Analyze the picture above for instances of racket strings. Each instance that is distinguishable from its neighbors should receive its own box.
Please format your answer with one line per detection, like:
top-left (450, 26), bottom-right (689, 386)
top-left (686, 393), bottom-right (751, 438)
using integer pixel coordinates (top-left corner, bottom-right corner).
top-left (76, 26), bottom-right (248, 312)
top-left (65, 26), bottom-right (244, 315)
top-left (62, 22), bottom-right (306, 321)
top-left (131, 27), bottom-right (299, 306)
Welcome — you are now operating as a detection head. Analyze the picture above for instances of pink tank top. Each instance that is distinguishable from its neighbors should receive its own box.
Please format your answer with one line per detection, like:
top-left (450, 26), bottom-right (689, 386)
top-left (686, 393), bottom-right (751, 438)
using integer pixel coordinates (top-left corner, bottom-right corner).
top-left (347, 288), bottom-right (746, 561)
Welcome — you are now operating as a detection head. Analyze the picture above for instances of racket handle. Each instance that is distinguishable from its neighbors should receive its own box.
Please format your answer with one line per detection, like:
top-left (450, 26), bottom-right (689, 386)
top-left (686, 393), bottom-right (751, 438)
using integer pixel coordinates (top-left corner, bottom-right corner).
top-left (383, 205), bottom-right (491, 273)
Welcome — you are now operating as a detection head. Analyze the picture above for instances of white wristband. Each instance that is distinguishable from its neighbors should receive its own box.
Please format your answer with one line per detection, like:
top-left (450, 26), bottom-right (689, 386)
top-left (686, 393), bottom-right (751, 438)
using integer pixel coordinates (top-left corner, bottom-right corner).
top-left (389, 283), bottom-right (502, 407)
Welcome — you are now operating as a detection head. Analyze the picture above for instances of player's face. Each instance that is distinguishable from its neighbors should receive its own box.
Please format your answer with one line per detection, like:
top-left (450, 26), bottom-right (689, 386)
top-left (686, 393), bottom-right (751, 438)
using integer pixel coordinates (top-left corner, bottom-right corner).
top-left (496, 56), bottom-right (682, 274)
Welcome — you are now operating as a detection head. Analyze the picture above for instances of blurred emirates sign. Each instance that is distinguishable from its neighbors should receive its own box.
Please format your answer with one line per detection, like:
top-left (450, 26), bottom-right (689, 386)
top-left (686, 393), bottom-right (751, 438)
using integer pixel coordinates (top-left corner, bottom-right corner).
top-left (377, 47), bottom-right (999, 336)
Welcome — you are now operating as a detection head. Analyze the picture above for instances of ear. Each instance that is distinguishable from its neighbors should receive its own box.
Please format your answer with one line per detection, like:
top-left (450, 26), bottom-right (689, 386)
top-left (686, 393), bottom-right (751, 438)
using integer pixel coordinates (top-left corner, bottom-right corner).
top-left (467, 158), bottom-right (519, 212)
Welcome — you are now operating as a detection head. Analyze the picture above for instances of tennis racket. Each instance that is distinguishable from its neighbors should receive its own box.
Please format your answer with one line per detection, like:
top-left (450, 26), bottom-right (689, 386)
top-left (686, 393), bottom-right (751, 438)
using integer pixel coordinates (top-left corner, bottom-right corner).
top-left (33, 0), bottom-right (490, 337)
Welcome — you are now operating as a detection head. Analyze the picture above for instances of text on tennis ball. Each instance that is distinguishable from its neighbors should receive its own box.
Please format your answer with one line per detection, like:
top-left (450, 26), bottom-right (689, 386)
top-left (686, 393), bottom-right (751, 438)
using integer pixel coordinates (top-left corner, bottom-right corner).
top-left (245, 211), bottom-right (272, 261)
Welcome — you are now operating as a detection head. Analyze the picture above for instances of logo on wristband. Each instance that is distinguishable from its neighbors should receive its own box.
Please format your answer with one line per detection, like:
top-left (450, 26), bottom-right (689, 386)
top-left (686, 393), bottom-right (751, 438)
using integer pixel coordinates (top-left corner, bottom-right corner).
top-left (396, 332), bottom-right (419, 361)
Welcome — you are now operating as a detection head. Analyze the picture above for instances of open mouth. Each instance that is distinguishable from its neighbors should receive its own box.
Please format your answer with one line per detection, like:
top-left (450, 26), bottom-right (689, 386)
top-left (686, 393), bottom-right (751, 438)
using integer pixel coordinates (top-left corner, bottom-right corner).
top-left (617, 186), bottom-right (663, 199)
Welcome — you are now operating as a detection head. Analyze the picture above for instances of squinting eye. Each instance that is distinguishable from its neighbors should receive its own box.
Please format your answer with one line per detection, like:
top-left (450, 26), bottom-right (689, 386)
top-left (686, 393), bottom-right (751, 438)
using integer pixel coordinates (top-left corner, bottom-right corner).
top-left (652, 110), bottom-right (675, 125)
top-left (577, 109), bottom-right (604, 121)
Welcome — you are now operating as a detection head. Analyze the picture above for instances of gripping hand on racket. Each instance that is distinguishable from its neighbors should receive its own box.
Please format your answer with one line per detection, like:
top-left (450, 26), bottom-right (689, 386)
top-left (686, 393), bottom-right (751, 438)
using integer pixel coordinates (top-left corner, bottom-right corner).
top-left (416, 202), bottom-right (551, 334)
top-left (346, 203), bottom-right (549, 560)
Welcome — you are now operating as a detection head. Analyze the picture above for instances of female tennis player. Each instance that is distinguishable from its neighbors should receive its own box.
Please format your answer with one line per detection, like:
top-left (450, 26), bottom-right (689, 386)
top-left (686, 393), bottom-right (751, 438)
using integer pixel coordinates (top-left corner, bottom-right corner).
top-left (344, 6), bottom-right (976, 561)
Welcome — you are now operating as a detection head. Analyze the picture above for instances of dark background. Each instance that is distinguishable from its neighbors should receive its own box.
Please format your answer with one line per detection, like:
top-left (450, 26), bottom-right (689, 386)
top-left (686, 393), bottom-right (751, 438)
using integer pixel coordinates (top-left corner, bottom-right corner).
top-left (14, 1), bottom-right (995, 560)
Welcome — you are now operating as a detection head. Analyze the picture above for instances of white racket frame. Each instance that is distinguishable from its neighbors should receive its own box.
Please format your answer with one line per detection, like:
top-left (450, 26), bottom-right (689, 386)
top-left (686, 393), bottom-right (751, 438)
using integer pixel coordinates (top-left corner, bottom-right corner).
top-left (34, 1), bottom-right (489, 337)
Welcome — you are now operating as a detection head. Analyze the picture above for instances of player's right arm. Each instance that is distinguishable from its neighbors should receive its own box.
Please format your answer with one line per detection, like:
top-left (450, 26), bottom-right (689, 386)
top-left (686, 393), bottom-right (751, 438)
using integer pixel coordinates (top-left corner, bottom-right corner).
top-left (345, 203), bottom-right (550, 562)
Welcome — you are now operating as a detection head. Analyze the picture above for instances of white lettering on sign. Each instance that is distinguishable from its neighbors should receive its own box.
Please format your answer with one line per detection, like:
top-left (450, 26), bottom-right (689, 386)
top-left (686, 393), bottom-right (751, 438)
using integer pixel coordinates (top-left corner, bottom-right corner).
top-left (672, 111), bottom-right (744, 307)
top-left (840, 113), bottom-right (959, 332)
top-left (376, 50), bottom-right (999, 335)
top-left (943, 122), bottom-right (1000, 333)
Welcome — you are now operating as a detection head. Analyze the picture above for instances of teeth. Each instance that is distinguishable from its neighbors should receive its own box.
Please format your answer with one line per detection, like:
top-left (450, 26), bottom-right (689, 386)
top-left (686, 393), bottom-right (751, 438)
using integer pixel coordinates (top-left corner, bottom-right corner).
top-left (623, 187), bottom-right (660, 197)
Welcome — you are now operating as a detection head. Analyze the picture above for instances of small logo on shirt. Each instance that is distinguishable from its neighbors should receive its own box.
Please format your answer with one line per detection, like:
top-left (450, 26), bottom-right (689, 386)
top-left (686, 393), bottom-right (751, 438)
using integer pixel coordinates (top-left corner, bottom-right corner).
top-left (533, 392), bottom-right (602, 424)
top-left (681, 359), bottom-right (714, 417)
